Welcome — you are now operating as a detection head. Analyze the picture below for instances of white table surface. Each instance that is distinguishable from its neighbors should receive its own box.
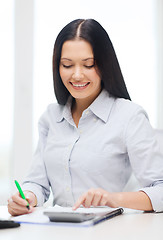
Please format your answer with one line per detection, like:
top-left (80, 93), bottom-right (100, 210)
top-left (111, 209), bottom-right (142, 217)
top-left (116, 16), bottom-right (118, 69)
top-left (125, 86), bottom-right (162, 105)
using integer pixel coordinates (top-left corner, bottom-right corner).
top-left (0, 206), bottom-right (163, 240)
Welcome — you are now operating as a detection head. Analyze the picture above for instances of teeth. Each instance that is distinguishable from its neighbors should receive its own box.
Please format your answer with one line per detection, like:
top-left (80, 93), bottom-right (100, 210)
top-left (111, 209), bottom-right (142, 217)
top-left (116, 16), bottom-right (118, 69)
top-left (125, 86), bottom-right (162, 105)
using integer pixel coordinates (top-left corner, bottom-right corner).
top-left (71, 83), bottom-right (88, 87)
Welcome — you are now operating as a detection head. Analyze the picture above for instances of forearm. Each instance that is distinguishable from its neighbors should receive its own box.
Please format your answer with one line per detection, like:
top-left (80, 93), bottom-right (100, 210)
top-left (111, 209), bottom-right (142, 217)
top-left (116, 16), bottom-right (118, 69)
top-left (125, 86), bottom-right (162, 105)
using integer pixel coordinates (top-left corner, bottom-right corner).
top-left (112, 191), bottom-right (153, 211)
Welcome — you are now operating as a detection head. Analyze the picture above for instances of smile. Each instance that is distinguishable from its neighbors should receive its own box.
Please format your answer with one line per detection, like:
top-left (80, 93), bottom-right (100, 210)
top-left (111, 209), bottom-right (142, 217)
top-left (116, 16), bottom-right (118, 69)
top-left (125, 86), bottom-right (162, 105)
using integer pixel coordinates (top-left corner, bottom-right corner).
top-left (70, 82), bottom-right (90, 88)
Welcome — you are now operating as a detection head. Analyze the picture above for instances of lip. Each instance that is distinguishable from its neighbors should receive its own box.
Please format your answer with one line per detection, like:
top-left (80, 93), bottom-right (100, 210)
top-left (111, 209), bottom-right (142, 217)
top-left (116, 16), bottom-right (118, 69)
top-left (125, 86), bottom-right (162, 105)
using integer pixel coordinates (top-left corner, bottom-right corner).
top-left (70, 82), bottom-right (90, 90)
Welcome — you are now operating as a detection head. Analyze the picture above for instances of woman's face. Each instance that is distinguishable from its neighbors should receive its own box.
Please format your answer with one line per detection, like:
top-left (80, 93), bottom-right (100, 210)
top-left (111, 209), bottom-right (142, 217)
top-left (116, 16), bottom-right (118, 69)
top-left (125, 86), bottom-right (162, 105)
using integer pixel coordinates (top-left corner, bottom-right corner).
top-left (59, 39), bottom-right (101, 103)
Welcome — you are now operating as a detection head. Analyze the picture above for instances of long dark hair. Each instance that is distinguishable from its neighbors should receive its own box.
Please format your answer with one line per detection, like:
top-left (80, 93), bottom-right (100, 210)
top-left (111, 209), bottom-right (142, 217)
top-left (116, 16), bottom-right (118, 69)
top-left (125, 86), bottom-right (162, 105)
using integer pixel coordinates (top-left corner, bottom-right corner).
top-left (53, 19), bottom-right (131, 105)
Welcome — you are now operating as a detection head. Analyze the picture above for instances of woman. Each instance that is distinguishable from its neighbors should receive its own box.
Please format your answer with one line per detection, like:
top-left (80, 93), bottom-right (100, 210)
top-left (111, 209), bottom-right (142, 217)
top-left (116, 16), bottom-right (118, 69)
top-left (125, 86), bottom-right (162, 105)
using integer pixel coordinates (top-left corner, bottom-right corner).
top-left (8, 19), bottom-right (163, 216)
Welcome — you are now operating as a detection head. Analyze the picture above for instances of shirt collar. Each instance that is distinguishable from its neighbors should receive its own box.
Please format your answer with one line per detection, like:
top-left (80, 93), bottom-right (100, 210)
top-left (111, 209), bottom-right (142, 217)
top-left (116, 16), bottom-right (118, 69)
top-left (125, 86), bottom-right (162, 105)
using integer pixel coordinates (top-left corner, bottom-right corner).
top-left (89, 89), bottom-right (115, 123)
top-left (56, 89), bottom-right (115, 124)
top-left (56, 96), bottom-right (73, 123)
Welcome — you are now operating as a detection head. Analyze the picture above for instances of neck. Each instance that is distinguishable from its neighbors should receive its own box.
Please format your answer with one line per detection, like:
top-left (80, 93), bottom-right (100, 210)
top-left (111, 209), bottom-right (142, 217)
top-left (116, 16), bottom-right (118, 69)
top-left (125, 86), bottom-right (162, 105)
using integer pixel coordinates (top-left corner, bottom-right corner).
top-left (72, 97), bottom-right (93, 116)
top-left (71, 98), bottom-right (92, 127)
top-left (71, 88), bottom-right (102, 127)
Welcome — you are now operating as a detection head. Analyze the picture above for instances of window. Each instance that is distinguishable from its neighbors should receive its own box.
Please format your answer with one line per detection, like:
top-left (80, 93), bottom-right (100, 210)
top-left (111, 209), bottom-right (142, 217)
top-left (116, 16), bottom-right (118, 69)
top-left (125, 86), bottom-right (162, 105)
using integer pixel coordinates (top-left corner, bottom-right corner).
top-left (0, 0), bottom-right (14, 204)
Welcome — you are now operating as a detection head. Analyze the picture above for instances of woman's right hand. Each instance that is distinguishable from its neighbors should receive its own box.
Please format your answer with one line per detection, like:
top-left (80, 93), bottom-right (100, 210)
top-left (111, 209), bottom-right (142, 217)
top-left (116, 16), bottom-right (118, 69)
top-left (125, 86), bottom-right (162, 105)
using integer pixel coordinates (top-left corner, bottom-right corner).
top-left (7, 191), bottom-right (37, 216)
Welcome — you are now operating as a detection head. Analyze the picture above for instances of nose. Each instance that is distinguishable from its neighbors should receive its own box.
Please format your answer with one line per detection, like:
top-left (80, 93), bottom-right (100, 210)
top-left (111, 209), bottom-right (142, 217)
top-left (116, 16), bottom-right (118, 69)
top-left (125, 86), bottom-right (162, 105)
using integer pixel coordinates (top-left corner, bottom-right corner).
top-left (72, 66), bottom-right (84, 81)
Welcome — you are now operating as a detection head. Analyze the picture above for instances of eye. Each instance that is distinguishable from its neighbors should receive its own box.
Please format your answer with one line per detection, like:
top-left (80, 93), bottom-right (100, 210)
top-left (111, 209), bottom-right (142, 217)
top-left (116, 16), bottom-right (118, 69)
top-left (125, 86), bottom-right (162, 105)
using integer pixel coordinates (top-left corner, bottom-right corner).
top-left (62, 64), bottom-right (72, 68)
top-left (84, 64), bottom-right (95, 69)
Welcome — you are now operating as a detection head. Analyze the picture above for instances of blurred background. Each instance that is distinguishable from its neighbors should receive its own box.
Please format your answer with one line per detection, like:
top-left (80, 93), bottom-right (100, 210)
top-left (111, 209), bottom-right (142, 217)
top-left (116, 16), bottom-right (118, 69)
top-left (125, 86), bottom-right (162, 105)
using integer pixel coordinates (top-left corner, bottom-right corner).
top-left (0, 0), bottom-right (163, 205)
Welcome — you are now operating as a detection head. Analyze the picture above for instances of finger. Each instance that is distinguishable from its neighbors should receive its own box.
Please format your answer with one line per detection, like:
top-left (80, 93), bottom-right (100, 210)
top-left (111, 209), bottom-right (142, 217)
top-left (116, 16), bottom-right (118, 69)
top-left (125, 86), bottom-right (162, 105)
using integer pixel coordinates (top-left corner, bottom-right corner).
top-left (84, 190), bottom-right (94, 208)
top-left (99, 193), bottom-right (108, 206)
top-left (8, 201), bottom-right (34, 216)
top-left (8, 191), bottom-right (34, 215)
top-left (72, 194), bottom-right (87, 210)
top-left (12, 192), bottom-right (29, 207)
top-left (8, 205), bottom-right (29, 216)
top-left (8, 197), bottom-right (29, 212)
top-left (8, 206), bottom-right (33, 216)
top-left (25, 191), bottom-right (37, 207)
top-left (91, 191), bottom-right (102, 207)
top-left (8, 198), bottom-right (32, 216)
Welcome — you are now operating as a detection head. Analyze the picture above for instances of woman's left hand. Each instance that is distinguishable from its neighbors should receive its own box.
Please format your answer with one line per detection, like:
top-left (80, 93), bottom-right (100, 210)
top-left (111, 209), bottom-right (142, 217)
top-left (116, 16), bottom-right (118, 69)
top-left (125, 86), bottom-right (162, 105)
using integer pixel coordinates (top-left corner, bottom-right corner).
top-left (73, 188), bottom-right (118, 210)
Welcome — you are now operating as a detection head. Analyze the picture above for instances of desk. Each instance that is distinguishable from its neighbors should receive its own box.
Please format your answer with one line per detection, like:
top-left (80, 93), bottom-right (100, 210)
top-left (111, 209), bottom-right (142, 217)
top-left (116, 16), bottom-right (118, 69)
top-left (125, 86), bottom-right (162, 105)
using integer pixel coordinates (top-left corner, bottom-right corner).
top-left (0, 206), bottom-right (163, 240)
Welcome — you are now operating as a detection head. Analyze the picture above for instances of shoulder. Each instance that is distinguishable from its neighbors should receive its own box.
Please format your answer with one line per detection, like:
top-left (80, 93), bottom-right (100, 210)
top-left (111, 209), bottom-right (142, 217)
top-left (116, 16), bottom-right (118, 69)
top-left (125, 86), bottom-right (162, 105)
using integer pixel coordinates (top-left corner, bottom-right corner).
top-left (101, 89), bottom-right (148, 122)
top-left (110, 98), bottom-right (151, 143)
top-left (113, 98), bottom-right (148, 121)
top-left (38, 103), bottom-right (64, 130)
top-left (107, 97), bottom-right (150, 132)
top-left (45, 102), bottom-right (64, 117)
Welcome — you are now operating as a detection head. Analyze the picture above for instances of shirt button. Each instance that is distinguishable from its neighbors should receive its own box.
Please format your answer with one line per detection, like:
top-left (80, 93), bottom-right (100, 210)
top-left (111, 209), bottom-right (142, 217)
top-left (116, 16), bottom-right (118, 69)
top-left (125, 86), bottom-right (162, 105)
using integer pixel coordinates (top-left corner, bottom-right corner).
top-left (93, 118), bottom-right (97, 122)
top-left (85, 110), bottom-right (89, 115)
top-left (65, 166), bottom-right (68, 171)
top-left (79, 129), bottom-right (83, 134)
top-left (66, 187), bottom-right (70, 192)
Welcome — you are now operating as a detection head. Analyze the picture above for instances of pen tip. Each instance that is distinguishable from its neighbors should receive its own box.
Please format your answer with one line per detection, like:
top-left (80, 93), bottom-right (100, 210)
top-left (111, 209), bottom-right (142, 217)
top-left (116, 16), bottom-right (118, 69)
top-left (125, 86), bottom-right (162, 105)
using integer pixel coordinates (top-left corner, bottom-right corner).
top-left (27, 205), bottom-right (30, 210)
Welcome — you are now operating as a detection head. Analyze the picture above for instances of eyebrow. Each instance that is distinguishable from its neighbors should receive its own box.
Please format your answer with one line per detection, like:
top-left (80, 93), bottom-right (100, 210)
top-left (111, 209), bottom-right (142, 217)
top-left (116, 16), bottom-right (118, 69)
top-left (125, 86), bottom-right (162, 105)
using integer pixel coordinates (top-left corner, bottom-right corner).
top-left (60, 57), bottom-right (94, 61)
top-left (60, 58), bottom-right (72, 61)
top-left (82, 58), bottom-right (94, 62)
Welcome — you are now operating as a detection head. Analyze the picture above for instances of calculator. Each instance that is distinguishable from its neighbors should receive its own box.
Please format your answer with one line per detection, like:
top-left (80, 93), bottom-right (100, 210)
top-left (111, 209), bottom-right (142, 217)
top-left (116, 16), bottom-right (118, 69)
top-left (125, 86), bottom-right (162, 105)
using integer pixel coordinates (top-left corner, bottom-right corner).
top-left (44, 211), bottom-right (95, 223)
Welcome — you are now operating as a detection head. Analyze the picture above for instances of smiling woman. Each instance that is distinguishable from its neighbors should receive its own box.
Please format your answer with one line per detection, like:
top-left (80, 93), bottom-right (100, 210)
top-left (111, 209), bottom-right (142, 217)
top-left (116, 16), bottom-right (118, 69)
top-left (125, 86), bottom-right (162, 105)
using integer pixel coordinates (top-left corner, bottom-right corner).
top-left (8, 18), bottom-right (163, 216)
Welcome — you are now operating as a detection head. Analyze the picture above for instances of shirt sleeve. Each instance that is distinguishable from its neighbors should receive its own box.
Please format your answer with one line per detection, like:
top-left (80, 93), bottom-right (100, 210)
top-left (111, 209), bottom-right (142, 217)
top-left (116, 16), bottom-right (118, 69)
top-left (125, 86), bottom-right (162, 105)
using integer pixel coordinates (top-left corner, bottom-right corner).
top-left (22, 111), bottom-right (50, 206)
top-left (125, 107), bottom-right (163, 212)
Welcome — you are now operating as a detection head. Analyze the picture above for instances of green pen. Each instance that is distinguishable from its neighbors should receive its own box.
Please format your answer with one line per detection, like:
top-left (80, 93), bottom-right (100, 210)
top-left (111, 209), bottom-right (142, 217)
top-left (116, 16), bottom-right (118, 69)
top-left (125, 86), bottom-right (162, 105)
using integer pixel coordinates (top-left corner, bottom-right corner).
top-left (14, 180), bottom-right (30, 210)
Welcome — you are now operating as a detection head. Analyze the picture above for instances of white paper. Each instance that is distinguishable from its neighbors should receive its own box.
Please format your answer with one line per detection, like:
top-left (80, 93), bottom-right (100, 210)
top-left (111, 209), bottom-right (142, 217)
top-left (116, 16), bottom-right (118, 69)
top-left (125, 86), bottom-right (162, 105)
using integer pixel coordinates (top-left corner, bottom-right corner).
top-left (11, 207), bottom-right (49, 224)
